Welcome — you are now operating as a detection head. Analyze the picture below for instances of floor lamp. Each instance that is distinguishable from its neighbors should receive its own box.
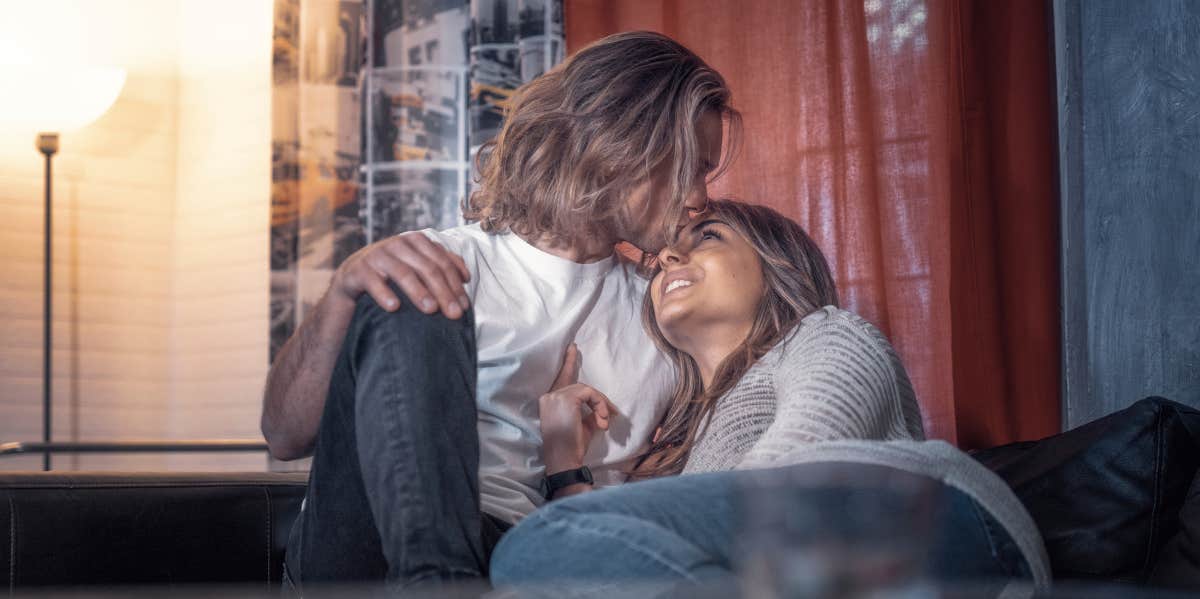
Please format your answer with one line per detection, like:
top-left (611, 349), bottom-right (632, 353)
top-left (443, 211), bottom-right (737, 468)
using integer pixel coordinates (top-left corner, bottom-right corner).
top-left (38, 132), bottom-right (58, 471)
top-left (1, 66), bottom-right (125, 470)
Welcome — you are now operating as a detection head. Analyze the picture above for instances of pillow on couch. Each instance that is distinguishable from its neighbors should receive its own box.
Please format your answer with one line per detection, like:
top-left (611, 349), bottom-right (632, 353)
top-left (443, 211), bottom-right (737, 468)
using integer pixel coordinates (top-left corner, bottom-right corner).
top-left (971, 397), bottom-right (1200, 586)
top-left (1149, 470), bottom-right (1200, 589)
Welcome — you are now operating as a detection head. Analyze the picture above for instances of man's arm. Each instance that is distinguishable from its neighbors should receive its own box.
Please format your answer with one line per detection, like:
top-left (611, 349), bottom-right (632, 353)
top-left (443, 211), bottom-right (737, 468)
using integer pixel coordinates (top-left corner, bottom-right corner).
top-left (260, 231), bottom-right (472, 460)
top-left (261, 288), bottom-right (357, 460)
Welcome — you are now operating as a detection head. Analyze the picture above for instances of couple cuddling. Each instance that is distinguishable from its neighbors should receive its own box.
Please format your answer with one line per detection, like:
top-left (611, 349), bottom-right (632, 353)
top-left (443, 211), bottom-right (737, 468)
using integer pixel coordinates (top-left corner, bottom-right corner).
top-left (263, 31), bottom-right (1049, 593)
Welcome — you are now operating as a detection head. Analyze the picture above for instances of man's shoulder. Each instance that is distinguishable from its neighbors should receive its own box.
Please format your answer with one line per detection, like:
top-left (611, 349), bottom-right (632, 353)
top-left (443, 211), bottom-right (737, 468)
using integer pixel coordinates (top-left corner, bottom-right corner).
top-left (427, 223), bottom-right (536, 261)
top-left (421, 222), bottom-right (484, 251)
top-left (421, 223), bottom-right (513, 272)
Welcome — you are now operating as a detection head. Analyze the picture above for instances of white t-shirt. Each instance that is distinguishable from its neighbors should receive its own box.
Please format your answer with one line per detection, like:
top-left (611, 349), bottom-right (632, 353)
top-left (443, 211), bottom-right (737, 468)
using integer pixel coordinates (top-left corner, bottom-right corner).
top-left (423, 224), bottom-right (676, 524)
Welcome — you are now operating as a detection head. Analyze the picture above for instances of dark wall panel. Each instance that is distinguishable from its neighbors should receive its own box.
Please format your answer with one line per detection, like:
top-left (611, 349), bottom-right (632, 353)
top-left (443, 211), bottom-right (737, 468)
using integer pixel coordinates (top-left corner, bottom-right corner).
top-left (1056, 0), bottom-right (1200, 428)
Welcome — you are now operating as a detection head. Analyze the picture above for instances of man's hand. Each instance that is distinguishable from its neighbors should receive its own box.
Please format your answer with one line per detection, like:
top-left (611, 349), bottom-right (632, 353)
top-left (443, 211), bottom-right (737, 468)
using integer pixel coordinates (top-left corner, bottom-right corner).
top-left (331, 231), bottom-right (472, 318)
top-left (539, 344), bottom-right (616, 477)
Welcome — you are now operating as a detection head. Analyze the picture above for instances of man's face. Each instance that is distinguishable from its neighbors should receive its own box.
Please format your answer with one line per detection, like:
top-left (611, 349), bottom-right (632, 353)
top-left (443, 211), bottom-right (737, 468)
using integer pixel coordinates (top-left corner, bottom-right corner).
top-left (619, 110), bottom-right (725, 254)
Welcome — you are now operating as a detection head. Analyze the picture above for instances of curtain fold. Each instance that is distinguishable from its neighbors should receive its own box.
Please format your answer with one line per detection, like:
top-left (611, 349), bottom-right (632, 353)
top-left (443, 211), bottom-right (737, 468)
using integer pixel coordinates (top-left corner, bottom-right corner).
top-left (566, 0), bottom-right (1060, 448)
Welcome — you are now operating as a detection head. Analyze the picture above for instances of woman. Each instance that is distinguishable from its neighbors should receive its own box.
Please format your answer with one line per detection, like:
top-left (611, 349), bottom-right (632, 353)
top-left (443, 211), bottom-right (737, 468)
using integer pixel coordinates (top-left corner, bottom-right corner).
top-left (491, 200), bottom-right (1049, 593)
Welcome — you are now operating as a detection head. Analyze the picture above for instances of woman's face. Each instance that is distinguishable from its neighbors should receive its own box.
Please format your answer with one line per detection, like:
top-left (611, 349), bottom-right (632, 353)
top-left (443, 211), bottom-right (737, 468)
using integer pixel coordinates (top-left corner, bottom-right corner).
top-left (650, 215), bottom-right (765, 347)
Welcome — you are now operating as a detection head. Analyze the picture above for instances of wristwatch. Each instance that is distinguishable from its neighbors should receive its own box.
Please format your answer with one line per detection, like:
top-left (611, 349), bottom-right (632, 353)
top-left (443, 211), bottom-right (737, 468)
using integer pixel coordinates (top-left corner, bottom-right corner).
top-left (540, 466), bottom-right (593, 499)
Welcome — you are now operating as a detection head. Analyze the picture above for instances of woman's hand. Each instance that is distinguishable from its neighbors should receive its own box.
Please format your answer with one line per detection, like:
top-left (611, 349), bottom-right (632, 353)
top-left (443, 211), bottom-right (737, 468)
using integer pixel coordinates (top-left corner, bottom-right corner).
top-left (539, 344), bottom-right (616, 476)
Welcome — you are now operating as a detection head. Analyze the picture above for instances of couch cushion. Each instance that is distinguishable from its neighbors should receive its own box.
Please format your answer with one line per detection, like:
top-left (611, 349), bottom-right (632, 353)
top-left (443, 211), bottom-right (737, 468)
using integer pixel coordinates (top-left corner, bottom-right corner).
top-left (972, 397), bottom-right (1200, 584)
top-left (0, 472), bottom-right (307, 588)
top-left (1149, 470), bottom-right (1200, 589)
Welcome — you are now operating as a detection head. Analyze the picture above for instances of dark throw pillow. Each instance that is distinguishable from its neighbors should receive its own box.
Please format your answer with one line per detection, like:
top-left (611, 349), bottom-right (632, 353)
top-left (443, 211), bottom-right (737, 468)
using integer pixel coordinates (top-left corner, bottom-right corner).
top-left (971, 397), bottom-right (1200, 585)
top-left (1149, 470), bottom-right (1200, 589)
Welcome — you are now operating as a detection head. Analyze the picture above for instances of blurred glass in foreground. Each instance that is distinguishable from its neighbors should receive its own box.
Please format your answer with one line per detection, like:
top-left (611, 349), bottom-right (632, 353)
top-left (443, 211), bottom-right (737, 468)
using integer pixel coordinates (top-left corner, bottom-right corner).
top-left (735, 462), bottom-right (942, 599)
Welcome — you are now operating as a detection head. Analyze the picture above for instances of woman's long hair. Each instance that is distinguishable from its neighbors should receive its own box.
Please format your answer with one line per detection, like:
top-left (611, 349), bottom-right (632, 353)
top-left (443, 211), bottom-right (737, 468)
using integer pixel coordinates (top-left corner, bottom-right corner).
top-left (634, 199), bottom-right (840, 478)
top-left (466, 31), bottom-right (741, 247)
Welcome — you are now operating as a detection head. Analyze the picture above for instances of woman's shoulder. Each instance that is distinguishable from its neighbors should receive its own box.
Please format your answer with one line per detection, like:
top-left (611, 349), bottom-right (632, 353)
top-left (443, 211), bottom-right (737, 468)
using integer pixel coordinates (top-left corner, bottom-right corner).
top-left (772, 306), bottom-right (924, 438)
top-left (767, 306), bottom-right (917, 406)
top-left (770, 306), bottom-right (897, 363)
top-left (803, 305), bottom-right (887, 336)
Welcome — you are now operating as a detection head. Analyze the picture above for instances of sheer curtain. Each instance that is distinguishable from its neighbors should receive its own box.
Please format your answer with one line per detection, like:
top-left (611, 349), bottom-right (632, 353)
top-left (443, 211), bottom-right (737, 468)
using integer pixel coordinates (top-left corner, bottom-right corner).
top-left (567, 0), bottom-right (1060, 448)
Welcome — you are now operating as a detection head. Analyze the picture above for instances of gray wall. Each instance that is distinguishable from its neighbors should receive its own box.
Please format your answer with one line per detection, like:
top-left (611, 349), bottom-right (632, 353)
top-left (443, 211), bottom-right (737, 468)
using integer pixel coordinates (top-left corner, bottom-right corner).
top-left (1055, 0), bottom-right (1200, 428)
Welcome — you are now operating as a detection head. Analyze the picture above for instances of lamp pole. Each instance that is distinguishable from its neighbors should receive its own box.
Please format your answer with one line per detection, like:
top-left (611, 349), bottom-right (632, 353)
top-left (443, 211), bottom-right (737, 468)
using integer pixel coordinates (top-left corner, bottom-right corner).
top-left (38, 132), bottom-right (58, 472)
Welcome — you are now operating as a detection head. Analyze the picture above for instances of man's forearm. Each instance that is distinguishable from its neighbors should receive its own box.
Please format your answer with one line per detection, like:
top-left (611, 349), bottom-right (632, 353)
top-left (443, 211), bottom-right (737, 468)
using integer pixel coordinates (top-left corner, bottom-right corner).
top-left (261, 289), bottom-right (358, 460)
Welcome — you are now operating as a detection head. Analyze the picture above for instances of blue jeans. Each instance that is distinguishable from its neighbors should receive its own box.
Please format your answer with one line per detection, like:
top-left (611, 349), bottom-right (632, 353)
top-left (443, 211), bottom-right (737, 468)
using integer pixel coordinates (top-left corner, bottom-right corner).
top-left (490, 463), bottom-right (1031, 596)
top-left (284, 291), bottom-right (507, 591)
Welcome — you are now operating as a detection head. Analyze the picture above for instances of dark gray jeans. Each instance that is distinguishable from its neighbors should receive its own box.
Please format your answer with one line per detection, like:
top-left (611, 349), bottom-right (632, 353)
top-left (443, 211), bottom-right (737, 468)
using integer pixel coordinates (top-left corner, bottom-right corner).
top-left (284, 291), bottom-right (507, 591)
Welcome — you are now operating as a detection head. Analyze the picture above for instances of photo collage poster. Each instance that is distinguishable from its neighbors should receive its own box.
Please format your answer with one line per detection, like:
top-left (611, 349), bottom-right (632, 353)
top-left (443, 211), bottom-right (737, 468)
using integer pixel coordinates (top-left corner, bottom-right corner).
top-left (270, 0), bottom-right (565, 366)
top-left (270, 0), bottom-right (366, 366)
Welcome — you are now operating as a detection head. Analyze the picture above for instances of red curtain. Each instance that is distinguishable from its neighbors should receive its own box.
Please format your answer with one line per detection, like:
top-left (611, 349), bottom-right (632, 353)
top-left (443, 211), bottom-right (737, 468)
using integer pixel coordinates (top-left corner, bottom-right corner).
top-left (566, 0), bottom-right (1060, 448)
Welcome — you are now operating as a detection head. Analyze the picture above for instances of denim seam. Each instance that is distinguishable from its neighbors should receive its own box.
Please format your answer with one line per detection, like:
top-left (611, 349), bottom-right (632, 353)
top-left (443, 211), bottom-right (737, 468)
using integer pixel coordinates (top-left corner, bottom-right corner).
top-left (386, 372), bottom-right (426, 524)
top-left (364, 319), bottom-right (433, 555)
top-left (536, 516), bottom-right (708, 581)
top-left (382, 379), bottom-right (431, 548)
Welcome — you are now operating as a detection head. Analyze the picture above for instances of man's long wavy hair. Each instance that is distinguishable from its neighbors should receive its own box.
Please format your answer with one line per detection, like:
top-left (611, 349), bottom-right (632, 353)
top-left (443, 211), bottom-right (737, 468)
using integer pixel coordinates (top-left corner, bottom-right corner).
top-left (465, 31), bottom-right (741, 248)
top-left (633, 199), bottom-right (841, 478)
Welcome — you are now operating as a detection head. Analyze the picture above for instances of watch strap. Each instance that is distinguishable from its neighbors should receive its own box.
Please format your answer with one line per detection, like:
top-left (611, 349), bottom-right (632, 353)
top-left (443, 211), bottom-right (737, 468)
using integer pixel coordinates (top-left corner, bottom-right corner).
top-left (543, 466), bottom-right (593, 498)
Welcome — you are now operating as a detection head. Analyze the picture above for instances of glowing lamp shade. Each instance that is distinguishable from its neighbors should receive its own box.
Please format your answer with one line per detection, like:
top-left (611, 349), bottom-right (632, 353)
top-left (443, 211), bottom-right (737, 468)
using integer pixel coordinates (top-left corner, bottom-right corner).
top-left (0, 65), bottom-right (126, 133)
top-left (5, 62), bottom-right (127, 472)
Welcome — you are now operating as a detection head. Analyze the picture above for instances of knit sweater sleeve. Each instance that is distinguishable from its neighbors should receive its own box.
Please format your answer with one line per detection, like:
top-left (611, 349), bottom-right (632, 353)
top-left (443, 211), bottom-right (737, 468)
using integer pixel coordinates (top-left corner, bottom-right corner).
top-left (738, 308), bottom-right (925, 468)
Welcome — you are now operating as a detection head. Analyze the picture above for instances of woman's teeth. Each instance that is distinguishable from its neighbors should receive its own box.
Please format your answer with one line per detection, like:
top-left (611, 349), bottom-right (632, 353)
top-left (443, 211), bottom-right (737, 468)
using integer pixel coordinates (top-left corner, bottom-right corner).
top-left (665, 279), bottom-right (693, 294)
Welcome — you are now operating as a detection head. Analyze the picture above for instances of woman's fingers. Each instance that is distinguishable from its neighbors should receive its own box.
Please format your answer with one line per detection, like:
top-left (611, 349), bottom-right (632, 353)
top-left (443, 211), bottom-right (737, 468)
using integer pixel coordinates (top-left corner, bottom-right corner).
top-left (575, 386), bottom-right (614, 430)
top-left (540, 383), bottom-right (614, 429)
top-left (549, 344), bottom-right (580, 392)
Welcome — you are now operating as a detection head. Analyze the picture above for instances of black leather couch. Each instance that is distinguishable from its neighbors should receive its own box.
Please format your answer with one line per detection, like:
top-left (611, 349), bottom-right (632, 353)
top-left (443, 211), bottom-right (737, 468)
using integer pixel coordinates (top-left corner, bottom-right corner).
top-left (2, 398), bottom-right (1197, 591)
top-left (0, 471), bottom-right (306, 590)
top-left (973, 397), bottom-right (1200, 589)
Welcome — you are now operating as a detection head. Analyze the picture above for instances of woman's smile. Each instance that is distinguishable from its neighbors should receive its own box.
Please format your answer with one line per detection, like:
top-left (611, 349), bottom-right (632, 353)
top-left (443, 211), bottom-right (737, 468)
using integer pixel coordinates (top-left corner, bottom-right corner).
top-left (659, 267), bottom-right (702, 300)
top-left (664, 279), bottom-right (693, 295)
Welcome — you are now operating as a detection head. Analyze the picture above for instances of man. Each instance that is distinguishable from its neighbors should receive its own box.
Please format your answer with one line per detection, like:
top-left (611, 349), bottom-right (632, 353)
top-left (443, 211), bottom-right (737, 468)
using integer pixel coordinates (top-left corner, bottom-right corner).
top-left (262, 31), bottom-right (738, 590)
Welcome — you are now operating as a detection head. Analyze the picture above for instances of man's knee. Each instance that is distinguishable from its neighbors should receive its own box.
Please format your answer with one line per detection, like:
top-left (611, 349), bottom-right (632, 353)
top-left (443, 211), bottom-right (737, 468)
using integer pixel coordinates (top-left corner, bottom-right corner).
top-left (344, 283), bottom-right (477, 412)
top-left (352, 283), bottom-right (474, 342)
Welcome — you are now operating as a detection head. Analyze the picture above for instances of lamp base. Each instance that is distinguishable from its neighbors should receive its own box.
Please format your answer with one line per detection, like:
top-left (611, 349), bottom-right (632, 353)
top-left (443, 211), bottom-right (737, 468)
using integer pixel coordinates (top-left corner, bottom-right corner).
top-left (37, 132), bottom-right (59, 156)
